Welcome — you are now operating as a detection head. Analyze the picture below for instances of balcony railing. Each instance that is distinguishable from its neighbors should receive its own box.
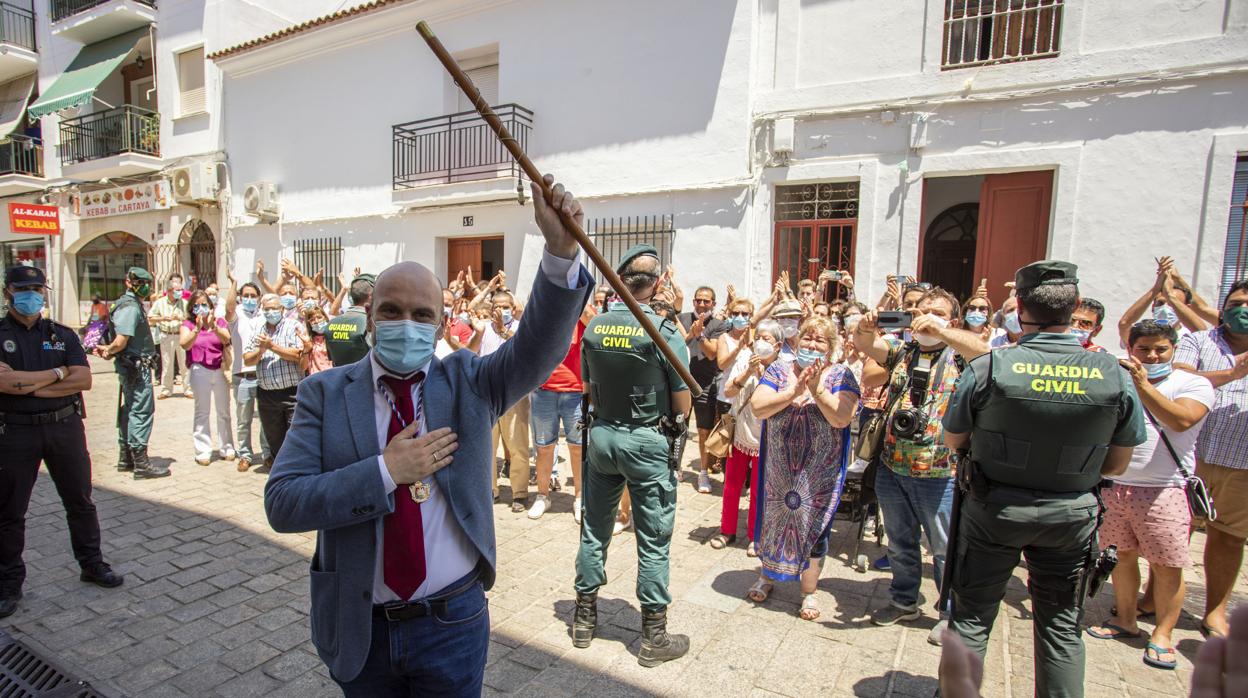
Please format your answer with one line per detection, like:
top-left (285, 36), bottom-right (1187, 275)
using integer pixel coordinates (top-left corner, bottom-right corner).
top-left (392, 104), bottom-right (532, 189)
top-left (0, 135), bottom-right (42, 176)
top-left (0, 2), bottom-right (35, 50)
top-left (51, 0), bottom-right (156, 23)
top-left (59, 104), bottom-right (160, 166)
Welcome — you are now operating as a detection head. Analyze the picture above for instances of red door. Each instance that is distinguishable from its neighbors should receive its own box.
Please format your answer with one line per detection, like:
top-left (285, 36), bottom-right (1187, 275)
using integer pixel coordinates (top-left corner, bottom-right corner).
top-left (773, 220), bottom-right (856, 300)
top-left (974, 171), bottom-right (1053, 298)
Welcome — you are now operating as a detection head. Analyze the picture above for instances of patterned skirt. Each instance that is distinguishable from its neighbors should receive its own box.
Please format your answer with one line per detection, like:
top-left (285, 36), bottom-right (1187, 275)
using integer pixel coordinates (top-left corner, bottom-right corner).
top-left (752, 403), bottom-right (849, 582)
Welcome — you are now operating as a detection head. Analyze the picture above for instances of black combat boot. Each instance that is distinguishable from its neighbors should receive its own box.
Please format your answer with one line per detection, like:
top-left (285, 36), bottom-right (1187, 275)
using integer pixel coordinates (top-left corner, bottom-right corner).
top-left (132, 446), bottom-right (170, 480)
top-left (116, 446), bottom-right (134, 472)
top-left (638, 607), bottom-right (689, 667)
top-left (571, 592), bottom-right (597, 649)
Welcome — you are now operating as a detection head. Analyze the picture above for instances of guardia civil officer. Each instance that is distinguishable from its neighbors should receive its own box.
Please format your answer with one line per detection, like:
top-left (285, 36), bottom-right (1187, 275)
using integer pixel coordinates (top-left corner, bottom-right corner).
top-left (325, 273), bottom-right (374, 366)
top-left (573, 245), bottom-right (692, 666)
top-left (95, 267), bottom-right (166, 479)
top-left (941, 261), bottom-right (1146, 697)
top-left (0, 266), bottom-right (122, 619)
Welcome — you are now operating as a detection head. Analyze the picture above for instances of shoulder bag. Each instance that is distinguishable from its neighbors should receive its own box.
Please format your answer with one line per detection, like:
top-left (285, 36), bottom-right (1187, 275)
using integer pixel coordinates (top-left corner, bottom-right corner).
top-left (1144, 409), bottom-right (1216, 521)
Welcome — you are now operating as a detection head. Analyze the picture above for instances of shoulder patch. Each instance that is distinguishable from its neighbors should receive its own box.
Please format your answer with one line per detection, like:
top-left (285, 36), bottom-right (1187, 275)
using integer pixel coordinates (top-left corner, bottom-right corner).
top-left (2, 339), bottom-right (14, 353)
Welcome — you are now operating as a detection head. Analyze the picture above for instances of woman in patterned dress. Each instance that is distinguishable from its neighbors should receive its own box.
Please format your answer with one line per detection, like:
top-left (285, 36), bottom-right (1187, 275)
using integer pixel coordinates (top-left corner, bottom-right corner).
top-left (747, 316), bottom-right (859, 620)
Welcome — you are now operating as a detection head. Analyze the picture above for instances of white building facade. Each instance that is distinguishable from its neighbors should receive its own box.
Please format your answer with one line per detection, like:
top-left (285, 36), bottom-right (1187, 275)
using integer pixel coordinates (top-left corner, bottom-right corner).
top-left (14, 0), bottom-right (1248, 327)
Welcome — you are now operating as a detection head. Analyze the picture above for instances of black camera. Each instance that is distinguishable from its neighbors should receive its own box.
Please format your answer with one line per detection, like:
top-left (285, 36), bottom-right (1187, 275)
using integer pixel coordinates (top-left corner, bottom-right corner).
top-left (890, 348), bottom-right (933, 440)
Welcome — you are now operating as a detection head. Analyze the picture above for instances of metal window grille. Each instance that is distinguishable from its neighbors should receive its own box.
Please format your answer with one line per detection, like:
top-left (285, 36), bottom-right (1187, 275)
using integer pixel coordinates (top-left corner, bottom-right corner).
top-left (1220, 157), bottom-right (1248, 306)
top-left (942, 0), bottom-right (1063, 70)
top-left (773, 221), bottom-right (856, 301)
top-left (775, 182), bottom-right (859, 222)
top-left (0, 629), bottom-right (107, 697)
top-left (585, 215), bottom-right (674, 288)
top-left (294, 237), bottom-right (344, 296)
top-left (392, 104), bottom-right (532, 189)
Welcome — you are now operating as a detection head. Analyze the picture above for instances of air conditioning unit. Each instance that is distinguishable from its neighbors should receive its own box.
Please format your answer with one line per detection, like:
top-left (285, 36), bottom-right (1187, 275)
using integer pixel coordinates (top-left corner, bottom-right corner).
top-left (171, 162), bottom-right (226, 204)
top-left (243, 181), bottom-right (280, 221)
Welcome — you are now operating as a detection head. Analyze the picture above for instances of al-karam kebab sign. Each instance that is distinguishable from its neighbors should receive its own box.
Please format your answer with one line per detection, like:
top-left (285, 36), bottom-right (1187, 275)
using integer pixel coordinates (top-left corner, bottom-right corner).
top-left (72, 180), bottom-right (171, 218)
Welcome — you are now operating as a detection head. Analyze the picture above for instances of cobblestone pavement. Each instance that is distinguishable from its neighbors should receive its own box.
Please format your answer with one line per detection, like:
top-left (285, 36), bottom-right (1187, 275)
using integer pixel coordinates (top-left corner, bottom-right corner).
top-left (2, 362), bottom-right (1241, 697)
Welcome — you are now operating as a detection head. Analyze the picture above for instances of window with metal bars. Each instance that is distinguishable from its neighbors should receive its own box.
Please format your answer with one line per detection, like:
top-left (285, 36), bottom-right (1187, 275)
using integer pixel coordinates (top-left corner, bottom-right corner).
top-left (293, 237), bottom-right (344, 296)
top-left (942, 0), bottom-right (1063, 70)
top-left (775, 182), bottom-right (859, 221)
top-left (1220, 157), bottom-right (1248, 306)
top-left (585, 216), bottom-right (674, 287)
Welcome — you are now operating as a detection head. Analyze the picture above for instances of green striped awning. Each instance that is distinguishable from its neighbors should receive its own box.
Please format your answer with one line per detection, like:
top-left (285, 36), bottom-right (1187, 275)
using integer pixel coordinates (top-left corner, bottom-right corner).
top-left (27, 28), bottom-right (147, 119)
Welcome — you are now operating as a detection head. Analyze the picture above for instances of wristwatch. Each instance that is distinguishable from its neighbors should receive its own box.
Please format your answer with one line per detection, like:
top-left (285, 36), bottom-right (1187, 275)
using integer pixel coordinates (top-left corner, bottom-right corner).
top-left (52, 367), bottom-right (64, 382)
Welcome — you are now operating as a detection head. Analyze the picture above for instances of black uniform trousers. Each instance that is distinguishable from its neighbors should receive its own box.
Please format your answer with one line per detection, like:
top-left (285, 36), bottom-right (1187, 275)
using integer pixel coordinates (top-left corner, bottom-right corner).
top-left (257, 386), bottom-right (298, 463)
top-left (0, 415), bottom-right (102, 592)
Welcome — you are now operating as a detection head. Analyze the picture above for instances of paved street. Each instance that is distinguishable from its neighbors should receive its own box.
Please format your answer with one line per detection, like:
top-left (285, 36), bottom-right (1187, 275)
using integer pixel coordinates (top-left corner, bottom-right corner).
top-left (2, 362), bottom-right (1240, 697)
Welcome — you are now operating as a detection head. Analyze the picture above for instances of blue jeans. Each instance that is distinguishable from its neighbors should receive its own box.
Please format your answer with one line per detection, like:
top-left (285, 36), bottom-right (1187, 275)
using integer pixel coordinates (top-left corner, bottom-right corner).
top-left (875, 466), bottom-right (955, 609)
top-left (233, 373), bottom-right (270, 463)
top-left (530, 388), bottom-right (583, 446)
top-left (335, 580), bottom-right (490, 696)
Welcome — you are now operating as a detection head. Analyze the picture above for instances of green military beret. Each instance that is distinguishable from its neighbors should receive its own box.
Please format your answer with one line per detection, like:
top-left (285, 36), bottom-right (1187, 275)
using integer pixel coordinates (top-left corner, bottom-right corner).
top-left (1015, 260), bottom-right (1078, 291)
top-left (616, 244), bottom-right (660, 275)
top-left (352, 273), bottom-right (377, 286)
top-left (127, 266), bottom-right (154, 281)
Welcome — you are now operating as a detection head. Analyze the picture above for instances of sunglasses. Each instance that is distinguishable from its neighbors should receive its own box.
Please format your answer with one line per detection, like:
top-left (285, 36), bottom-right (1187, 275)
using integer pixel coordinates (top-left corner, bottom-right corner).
top-left (904, 282), bottom-right (933, 292)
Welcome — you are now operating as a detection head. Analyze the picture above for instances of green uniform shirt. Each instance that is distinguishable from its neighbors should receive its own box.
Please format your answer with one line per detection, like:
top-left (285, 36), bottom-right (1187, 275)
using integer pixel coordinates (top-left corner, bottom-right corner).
top-left (325, 308), bottom-right (370, 366)
top-left (112, 291), bottom-right (155, 361)
top-left (581, 303), bottom-right (689, 424)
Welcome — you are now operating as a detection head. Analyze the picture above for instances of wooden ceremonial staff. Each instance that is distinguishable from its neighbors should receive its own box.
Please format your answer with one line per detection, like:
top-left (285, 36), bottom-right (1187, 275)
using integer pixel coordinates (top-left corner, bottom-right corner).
top-left (416, 20), bottom-right (701, 397)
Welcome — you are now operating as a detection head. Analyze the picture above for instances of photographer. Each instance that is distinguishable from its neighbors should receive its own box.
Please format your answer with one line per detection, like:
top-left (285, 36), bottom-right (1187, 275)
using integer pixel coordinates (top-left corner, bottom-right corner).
top-left (853, 287), bottom-right (986, 643)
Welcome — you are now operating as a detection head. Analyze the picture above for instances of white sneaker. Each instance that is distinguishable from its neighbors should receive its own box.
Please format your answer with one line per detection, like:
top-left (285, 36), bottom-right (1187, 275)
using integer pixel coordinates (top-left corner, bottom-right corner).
top-left (527, 495), bottom-right (549, 520)
top-left (573, 497), bottom-right (582, 524)
top-left (928, 619), bottom-right (949, 646)
top-left (222, 448), bottom-right (237, 462)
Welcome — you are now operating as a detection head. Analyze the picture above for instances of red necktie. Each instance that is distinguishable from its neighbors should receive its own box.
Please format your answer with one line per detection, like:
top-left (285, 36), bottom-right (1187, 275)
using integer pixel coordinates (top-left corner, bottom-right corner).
top-left (381, 373), bottom-right (426, 600)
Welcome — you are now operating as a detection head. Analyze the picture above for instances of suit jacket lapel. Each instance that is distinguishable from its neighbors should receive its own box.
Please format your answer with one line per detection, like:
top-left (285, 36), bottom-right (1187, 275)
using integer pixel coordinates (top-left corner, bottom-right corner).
top-left (424, 357), bottom-right (455, 505)
top-left (344, 357), bottom-right (379, 461)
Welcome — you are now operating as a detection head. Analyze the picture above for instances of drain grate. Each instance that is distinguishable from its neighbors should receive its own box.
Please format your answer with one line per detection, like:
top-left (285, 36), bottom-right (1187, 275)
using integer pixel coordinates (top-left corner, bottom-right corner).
top-left (0, 630), bottom-right (107, 698)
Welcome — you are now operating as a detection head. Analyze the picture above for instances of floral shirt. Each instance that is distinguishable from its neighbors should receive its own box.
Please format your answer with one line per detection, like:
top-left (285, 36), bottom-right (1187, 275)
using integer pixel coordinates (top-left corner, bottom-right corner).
top-left (880, 337), bottom-right (964, 479)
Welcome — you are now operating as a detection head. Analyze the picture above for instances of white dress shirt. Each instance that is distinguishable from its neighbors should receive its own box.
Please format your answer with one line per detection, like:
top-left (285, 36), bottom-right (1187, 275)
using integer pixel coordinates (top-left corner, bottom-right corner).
top-left (371, 248), bottom-right (585, 603)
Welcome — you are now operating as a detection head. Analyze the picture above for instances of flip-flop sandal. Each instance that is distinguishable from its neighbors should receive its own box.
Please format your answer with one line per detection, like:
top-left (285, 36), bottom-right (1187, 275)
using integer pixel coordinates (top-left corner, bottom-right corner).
top-left (1143, 642), bottom-right (1177, 670)
top-left (1110, 606), bottom-right (1157, 622)
top-left (800, 594), bottom-right (821, 621)
top-left (1200, 623), bottom-right (1227, 639)
top-left (1086, 622), bottom-right (1142, 640)
top-left (747, 578), bottom-right (774, 603)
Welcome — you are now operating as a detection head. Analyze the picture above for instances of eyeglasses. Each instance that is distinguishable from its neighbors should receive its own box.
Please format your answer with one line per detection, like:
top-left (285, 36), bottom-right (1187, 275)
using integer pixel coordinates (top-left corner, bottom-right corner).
top-left (904, 282), bottom-right (932, 292)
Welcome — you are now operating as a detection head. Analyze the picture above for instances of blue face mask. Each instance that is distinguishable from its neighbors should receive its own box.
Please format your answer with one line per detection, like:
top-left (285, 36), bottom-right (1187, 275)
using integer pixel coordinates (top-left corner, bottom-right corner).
top-left (240, 297), bottom-right (259, 313)
top-left (500, 309), bottom-right (514, 325)
top-left (1153, 305), bottom-right (1179, 327)
top-left (1145, 361), bottom-right (1173, 380)
top-left (193, 304), bottom-right (211, 317)
top-left (280, 294), bottom-right (297, 309)
top-left (373, 320), bottom-right (437, 375)
top-left (964, 311), bottom-right (988, 328)
top-left (795, 347), bottom-right (824, 369)
top-left (1004, 312), bottom-right (1022, 334)
top-left (301, 299), bottom-right (317, 311)
top-left (264, 309), bottom-right (283, 326)
top-left (1069, 328), bottom-right (1091, 346)
top-left (11, 290), bottom-right (45, 316)
top-left (730, 315), bottom-right (749, 330)
top-left (311, 321), bottom-right (328, 334)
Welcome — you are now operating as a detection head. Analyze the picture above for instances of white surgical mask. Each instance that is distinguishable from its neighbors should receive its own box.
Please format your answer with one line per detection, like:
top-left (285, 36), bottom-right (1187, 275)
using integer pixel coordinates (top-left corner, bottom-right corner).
top-left (779, 318), bottom-right (800, 339)
top-left (916, 315), bottom-right (948, 348)
top-left (752, 339), bottom-right (777, 360)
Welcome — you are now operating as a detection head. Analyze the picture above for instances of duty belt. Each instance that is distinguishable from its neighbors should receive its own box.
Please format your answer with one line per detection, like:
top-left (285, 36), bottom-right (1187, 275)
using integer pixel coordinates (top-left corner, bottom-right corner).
top-left (0, 403), bottom-right (79, 425)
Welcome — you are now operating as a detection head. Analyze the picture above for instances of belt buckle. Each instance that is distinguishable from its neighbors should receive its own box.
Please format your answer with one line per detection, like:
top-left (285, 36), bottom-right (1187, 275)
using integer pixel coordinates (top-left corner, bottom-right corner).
top-left (381, 601), bottom-right (408, 622)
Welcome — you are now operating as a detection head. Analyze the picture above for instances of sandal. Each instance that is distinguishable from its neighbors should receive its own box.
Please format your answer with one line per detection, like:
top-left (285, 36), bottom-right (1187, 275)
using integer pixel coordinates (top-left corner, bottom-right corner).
top-left (746, 542), bottom-right (759, 558)
top-left (1086, 621), bottom-right (1142, 640)
top-left (747, 577), bottom-right (773, 603)
top-left (709, 533), bottom-right (735, 550)
top-left (1143, 642), bottom-right (1177, 670)
top-left (1200, 622), bottom-right (1227, 639)
top-left (1110, 605), bottom-right (1157, 622)
top-left (800, 594), bottom-right (821, 621)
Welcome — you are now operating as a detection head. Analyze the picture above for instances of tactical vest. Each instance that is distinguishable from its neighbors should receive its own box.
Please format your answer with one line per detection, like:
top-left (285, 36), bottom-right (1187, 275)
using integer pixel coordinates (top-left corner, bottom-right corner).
top-left (325, 310), bottom-right (369, 366)
top-left (581, 307), bottom-right (682, 425)
top-left (970, 341), bottom-right (1124, 493)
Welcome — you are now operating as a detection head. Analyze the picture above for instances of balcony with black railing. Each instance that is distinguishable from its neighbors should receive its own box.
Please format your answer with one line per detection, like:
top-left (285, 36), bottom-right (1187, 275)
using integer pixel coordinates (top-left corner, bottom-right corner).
top-left (392, 104), bottom-right (532, 190)
top-left (0, 135), bottom-right (43, 177)
top-left (59, 105), bottom-right (159, 177)
top-left (51, 0), bottom-right (155, 43)
top-left (0, 2), bottom-right (35, 51)
top-left (52, 0), bottom-right (155, 23)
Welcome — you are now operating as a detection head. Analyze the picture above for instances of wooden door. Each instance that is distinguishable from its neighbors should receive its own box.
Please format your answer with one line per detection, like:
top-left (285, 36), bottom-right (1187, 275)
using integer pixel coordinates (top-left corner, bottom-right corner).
top-left (447, 239), bottom-right (483, 283)
top-left (974, 171), bottom-right (1052, 298)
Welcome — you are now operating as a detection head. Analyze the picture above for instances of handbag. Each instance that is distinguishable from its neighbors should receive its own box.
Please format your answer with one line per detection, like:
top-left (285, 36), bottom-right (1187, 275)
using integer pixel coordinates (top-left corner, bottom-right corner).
top-left (853, 348), bottom-right (913, 462)
top-left (1144, 409), bottom-right (1216, 521)
top-left (707, 369), bottom-right (761, 461)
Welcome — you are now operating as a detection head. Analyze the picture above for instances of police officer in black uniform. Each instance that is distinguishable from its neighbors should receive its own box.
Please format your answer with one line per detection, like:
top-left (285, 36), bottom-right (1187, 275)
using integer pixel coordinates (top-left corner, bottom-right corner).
top-left (0, 266), bottom-right (122, 619)
top-left (941, 261), bottom-right (1146, 697)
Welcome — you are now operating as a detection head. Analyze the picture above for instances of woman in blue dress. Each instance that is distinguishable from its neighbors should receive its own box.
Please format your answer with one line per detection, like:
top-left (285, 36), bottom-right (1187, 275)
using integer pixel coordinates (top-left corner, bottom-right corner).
top-left (747, 316), bottom-right (859, 620)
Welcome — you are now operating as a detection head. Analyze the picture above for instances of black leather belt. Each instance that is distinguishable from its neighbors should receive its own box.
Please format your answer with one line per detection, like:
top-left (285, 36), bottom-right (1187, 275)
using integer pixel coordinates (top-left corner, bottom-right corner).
top-left (373, 571), bottom-right (480, 622)
top-left (0, 404), bottom-right (78, 425)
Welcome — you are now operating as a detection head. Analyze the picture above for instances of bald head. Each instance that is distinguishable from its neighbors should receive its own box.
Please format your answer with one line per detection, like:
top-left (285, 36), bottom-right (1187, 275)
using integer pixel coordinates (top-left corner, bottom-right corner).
top-left (369, 261), bottom-right (445, 337)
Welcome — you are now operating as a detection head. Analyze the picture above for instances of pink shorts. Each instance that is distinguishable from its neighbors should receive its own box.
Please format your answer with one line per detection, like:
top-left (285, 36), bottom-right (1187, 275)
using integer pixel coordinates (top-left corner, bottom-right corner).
top-left (1100, 483), bottom-right (1191, 569)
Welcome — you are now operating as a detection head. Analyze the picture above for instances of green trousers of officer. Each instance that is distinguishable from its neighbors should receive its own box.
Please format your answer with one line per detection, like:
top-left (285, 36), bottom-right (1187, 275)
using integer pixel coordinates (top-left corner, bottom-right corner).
top-left (949, 486), bottom-right (1098, 698)
top-left (117, 363), bottom-right (154, 450)
top-left (575, 421), bottom-right (677, 612)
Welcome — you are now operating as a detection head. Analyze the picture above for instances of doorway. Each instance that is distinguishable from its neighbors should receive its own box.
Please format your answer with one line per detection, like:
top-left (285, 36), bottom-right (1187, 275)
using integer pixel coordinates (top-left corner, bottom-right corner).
top-left (447, 235), bottom-right (504, 285)
top-left (919, 171), bottom-right (1052, 302)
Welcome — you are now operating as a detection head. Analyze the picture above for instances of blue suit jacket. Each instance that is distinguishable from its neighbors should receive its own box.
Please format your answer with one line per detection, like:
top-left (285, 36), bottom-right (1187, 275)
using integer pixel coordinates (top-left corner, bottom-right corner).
top-left (264, 266), bottom-right (592, 681)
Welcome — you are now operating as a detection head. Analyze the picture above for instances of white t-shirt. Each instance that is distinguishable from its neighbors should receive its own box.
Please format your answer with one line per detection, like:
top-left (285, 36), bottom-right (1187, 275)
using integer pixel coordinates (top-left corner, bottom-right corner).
top-left (479, 319), bottom-right (518, 356)
top-left (1112, 369), bottom-right (1215, 487)
top-left (228, 306), bottom-right (263, 375)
